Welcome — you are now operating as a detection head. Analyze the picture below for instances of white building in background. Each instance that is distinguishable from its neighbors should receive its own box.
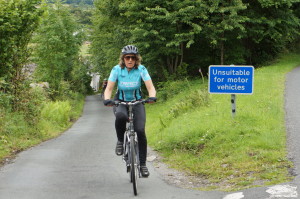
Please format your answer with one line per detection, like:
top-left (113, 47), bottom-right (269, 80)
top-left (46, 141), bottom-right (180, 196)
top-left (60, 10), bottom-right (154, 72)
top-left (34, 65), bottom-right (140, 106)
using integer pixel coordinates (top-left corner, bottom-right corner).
top-left (90, 73), bottom-right (100, 92)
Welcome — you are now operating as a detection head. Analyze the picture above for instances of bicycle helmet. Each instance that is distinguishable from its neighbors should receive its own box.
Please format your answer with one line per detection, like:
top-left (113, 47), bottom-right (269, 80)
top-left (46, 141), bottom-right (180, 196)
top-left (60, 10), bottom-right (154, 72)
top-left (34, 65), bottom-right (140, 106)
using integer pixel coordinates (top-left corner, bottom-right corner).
top-left (121, 45), bottom-right (138, 55)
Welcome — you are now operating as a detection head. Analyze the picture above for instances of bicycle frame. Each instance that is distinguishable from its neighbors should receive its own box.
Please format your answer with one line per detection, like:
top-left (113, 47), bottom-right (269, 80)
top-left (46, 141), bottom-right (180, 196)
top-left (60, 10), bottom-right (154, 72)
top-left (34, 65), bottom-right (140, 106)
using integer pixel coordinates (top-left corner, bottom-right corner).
top-left (120, 101), bottom-right (141, 171)
top-left (115, 100), bottom-right (146, 195)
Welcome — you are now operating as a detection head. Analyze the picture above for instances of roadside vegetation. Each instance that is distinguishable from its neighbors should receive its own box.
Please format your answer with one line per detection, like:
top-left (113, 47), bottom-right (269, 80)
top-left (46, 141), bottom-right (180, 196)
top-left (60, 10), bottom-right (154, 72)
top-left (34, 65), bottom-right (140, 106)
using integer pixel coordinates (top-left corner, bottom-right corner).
top-left (91, 0), bottom-right (300, 80)
top-left (0, 0), bottom-right (91, 164)
top-left (0, 90), bottom-right (84, 163)
top-left (146, 51), bottom-right (300, 191)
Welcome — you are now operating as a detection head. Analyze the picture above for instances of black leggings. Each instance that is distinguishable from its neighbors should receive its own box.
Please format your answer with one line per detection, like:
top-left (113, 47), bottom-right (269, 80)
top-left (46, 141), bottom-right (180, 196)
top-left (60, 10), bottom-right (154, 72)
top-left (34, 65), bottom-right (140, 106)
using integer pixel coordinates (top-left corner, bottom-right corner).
top-left (114, 103), bottom-right (147, 165)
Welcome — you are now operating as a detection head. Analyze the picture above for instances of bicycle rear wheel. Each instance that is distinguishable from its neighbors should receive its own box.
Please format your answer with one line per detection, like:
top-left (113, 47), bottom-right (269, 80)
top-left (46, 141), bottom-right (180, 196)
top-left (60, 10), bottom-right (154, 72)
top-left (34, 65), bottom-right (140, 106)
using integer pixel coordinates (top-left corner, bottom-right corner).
top-left (130, 135), bottom-right (138, 195)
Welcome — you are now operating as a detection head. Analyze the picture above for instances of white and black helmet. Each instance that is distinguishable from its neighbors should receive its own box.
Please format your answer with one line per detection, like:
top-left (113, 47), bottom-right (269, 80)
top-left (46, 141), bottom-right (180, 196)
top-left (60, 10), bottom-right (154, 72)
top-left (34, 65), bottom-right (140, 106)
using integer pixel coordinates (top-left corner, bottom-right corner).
top-left (121, 45), bottom-right (138, 55)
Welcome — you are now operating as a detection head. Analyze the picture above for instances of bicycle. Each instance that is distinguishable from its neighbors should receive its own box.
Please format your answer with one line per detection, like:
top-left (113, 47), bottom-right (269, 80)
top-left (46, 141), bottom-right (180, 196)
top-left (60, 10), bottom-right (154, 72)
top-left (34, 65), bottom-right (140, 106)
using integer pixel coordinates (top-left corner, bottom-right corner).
top-left (114, 100), bottom-right (147, 196)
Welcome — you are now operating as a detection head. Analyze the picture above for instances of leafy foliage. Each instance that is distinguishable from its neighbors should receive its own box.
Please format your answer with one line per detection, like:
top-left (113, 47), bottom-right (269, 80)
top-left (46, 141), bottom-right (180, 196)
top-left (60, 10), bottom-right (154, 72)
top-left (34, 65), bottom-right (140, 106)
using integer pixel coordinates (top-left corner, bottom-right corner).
top-left (48, 0), bottom-right (93, 5)
top-left (91, 0), bottom-right (300, 80)
top-left (33, 1), bottom-right (89, 98)
top-left (0, 0), bottom-right (91, 164)
top-left (70, 5), bottom-right (93, 25)
top-left (0, 0), bottom-right (43, 106)
top-left (242, 0), bottom-right (300, 64)
top-left (201, 0), bottom-right (248, 65)
top-left (122, 0), bottom-right (206, 75)
top-left (89, 0), bottom-right (129, 78)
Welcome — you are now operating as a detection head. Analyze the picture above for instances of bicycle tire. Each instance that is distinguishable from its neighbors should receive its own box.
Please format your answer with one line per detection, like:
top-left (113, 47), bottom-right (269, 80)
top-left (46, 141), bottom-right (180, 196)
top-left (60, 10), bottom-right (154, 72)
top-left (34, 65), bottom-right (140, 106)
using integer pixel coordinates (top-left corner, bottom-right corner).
top-left (130, 135), bottom-right (138, 195)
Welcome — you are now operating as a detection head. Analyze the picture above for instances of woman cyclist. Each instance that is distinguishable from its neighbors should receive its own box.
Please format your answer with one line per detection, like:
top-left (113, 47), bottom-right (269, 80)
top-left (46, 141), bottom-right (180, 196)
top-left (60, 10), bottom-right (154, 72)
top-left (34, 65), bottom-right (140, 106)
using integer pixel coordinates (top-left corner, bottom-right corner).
top-left (103, 45), bottom-right (156, 177)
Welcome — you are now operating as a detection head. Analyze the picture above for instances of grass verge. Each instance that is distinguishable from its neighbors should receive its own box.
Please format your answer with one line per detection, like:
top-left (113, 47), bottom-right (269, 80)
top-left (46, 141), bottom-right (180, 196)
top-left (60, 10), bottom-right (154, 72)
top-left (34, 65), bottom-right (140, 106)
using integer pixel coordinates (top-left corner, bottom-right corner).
top-left (146, 52), bottom-right (300, 191)
top-left (0, 94), bottom-right (84, 165)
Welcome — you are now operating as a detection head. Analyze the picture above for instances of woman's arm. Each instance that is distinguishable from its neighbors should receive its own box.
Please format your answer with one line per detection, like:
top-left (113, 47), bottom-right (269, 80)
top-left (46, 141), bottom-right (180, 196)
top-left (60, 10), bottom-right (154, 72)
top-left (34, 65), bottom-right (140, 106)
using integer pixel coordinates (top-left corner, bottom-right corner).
top-left (104, 80), bottom-right (116, 100)
top-left (144, 79), bottom-right (156, 97)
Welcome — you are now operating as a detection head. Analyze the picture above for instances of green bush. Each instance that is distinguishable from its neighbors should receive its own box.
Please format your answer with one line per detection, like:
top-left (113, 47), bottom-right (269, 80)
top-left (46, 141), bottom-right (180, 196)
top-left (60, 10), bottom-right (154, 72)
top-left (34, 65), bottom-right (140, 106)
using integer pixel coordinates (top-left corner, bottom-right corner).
top-left (169, 89), bottom-right (209, 119)
top-left (24, 87), bottom-right (47, 123)
top-left (157, 79), bottom-right (193, 101)
top-left (2, 113), bottom-right (30, 136)
top-left (40, 101), bottom-right (72, 128)
top-left (0, 78), bottom-right (13, 111)
top-left (11, 82), bottom-right (48, 125)
top-left (156, 79), bottom-right (210, 130)
top-left (0, 93), bottom-right (13, 111)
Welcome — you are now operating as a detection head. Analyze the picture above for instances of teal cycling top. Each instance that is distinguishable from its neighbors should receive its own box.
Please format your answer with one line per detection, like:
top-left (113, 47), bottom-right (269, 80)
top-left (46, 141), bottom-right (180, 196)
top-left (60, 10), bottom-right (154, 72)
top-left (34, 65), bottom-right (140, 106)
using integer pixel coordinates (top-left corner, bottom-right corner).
top-left (108, 65), bottom-right (151, 101)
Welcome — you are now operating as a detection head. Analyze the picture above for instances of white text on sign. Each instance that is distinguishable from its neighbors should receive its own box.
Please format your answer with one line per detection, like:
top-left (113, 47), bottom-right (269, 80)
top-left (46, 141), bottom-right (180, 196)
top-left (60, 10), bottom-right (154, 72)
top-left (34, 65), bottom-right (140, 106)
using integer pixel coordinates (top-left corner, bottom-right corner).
top-left (209, 66), bottom-right (254, 94)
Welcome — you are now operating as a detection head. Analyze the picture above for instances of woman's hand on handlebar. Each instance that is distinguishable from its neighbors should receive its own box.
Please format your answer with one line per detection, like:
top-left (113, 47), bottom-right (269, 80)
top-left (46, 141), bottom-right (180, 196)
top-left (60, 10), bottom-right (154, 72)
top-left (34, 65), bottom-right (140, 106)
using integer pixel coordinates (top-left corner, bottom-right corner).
top-left (103, 99), bottom-right (115, 106)
top-left (104, 98), bottom-right (157, 106)
top-left (145, 97), bottom-right (157, 104)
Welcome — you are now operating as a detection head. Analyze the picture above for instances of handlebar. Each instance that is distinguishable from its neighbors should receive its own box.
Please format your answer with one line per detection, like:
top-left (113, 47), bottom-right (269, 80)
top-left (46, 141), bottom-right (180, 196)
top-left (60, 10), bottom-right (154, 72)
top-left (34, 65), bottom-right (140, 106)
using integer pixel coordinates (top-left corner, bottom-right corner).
top-left (104, 98), bottom-right (156, 107)
top-left (114, 100), bottom-right (146, 106)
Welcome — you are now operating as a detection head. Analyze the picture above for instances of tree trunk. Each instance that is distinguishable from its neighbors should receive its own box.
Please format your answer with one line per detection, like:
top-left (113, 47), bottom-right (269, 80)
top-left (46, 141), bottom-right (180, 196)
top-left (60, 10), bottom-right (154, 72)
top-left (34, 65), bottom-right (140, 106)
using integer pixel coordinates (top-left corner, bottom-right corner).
top-left (167, 56), bottom-right (173, 74)
top-left (166, 43), bottom-right (184, 74)
top-left (180, 43), bottom-right (184, 66)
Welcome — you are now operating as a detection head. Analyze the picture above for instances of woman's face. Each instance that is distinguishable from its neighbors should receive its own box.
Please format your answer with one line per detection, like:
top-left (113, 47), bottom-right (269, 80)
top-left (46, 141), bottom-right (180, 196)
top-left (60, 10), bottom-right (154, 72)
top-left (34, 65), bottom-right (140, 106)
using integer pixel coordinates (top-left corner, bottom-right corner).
top-left (124, 54), bottom-right (136, 69)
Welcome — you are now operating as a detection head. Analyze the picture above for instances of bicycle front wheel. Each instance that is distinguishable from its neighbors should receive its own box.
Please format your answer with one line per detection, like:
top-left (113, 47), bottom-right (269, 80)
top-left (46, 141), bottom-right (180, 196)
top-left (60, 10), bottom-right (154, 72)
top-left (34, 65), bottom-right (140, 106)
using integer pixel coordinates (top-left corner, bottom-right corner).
top-left (130, 135), bottom-right (138, 195)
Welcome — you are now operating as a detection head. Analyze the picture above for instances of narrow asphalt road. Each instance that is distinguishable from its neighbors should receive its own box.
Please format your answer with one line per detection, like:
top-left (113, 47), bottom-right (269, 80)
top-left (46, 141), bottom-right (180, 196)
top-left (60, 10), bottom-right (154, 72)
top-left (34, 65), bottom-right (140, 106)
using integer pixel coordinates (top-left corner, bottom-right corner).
top-left (0, 66), bottom-right (299, 199)
top-left (0, 95), bottom-right (221, 199)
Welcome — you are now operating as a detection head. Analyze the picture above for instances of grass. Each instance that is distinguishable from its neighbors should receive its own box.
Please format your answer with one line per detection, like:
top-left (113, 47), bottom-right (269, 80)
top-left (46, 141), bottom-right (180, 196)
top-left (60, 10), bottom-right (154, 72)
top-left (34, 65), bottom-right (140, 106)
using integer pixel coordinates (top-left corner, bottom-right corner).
top-left (0, 96), bottom-right (84, 164)
top-left (146, 52), bottom-right (300, 191)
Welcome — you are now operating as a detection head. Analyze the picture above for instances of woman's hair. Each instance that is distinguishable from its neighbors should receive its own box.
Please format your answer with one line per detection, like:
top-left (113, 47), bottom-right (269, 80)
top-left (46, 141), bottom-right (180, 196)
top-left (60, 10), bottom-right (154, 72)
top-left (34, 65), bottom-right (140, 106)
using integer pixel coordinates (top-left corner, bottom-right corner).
top-left (118, 54), bottom-right (142, 69)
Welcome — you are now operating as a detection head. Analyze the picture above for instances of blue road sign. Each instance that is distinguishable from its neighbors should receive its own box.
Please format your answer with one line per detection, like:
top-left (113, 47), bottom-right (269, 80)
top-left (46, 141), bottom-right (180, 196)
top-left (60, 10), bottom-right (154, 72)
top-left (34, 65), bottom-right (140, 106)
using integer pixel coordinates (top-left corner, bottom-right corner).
top-left (209, 65), bottom-right (254, 94)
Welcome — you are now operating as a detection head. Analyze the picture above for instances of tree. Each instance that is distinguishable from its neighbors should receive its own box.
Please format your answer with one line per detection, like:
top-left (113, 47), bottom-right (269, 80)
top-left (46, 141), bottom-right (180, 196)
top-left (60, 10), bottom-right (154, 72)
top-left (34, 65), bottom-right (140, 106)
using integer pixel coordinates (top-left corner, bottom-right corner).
top-left (90, 0), bottom-right (300, 81)
top-left (242, 0), bottom-right (300, 64)
top-left (70, 5), bottom-right (93, 26)
top-left (90, 0), bottom-right (129, 78)
top-left (33, 0), bottom-right (83, 95)
top-left (120, 0), bottom-right (206, 76)
top-left (201, 0), bottom-right (248, 65)
top-left (0, 0), bottom-right (42, 95)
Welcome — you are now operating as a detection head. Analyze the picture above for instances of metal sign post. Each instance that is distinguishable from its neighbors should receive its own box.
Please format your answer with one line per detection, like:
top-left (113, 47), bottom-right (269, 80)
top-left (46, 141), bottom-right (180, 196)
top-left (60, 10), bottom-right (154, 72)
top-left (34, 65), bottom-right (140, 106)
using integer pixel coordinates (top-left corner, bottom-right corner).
top-left (231, 94), bottom-right (236, 118)
top-left (208, 65), bottom-right (254, 117)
